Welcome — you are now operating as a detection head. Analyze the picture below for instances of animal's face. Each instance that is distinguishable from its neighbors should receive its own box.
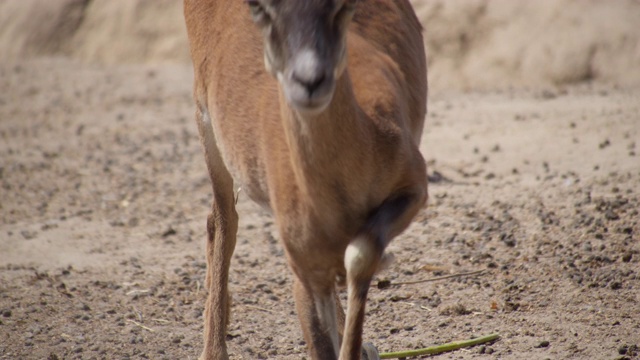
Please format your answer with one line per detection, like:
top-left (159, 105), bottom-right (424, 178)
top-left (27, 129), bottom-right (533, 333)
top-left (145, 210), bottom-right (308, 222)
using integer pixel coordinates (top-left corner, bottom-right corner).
top-left (246, 0), bottom-right (357, 114)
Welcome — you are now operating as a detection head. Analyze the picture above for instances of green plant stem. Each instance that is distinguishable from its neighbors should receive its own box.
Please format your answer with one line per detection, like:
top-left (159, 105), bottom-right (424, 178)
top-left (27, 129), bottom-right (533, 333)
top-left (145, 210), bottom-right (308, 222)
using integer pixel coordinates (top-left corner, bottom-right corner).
top-left (379, 333), bottom-right (500, 359)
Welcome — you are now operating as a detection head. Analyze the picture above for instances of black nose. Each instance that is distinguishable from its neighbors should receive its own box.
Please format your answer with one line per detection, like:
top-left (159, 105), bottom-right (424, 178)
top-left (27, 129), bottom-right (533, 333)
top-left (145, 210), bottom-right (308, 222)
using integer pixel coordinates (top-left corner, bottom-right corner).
top-left (292, 71), bottom-right (326, 96)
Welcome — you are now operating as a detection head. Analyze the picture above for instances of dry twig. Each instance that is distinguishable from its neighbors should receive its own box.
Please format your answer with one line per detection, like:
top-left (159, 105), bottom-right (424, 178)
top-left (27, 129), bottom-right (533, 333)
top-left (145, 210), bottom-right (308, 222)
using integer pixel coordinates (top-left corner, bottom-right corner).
top-left (377, 269), bottom-right (486, 288)
top-left (127, 319), bottom-right (155, 332)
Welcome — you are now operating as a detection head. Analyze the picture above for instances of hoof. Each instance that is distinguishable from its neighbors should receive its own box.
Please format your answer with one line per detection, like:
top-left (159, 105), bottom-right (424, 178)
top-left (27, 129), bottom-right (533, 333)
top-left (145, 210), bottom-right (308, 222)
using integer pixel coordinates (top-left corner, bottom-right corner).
top-left (377, 252), bottom-right (395, 273)
top-left (362, 342), bottom-right (380, 360)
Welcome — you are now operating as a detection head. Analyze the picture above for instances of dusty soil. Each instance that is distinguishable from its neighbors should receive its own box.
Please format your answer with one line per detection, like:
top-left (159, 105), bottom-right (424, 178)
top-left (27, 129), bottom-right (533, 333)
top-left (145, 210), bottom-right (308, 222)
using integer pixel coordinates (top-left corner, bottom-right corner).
top-left (1, 1), bottom-right (640, 359)
top-left (1, 56), bottom-right (638, 359)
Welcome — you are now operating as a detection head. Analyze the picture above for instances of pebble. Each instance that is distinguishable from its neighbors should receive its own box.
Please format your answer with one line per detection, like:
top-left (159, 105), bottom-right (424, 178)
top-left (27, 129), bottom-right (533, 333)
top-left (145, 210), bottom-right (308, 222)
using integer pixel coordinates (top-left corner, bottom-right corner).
top-left (610, 282), bottom-right (622, 290)
top-left (536, 340), bottom-right (550, 348)
top-left (604, 209), bottom-right (620, 220)
top-left (172, 335), bottom-right (184, 344)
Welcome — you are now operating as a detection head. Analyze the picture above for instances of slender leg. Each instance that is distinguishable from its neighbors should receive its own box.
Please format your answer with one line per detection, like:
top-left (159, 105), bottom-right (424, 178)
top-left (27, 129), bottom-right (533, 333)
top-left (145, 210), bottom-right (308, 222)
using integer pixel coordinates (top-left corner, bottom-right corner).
top-left (340, 190), bottom-right (426, 360)
top-left (197, 108), bottom-right (239, 360)
top-left (340, 235), bottom-right (380, 360)
top-left (335, 291), bottom-right (346, 340)
top-left (361, 343), bottom-right (380, 360)
top-left (293, 277), bottom-right (341, 359)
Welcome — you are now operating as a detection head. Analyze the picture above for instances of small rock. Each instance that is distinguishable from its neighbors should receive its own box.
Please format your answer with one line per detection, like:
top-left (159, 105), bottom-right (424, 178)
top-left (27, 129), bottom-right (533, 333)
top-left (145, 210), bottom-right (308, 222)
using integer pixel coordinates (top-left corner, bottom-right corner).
top-left (605, 210), bottom-right (620, 221)
top-left (599, 139), bottom-right (611, 149)
top-left (172, 335), bottom-right (184, 344)
top-left (377, 279), bottom-right (391, 289)
top-left (162, 227), bottom-right (177, 237)
top-left (535, 340), bottom-right (550, 348)
top-left (21, 230), bottom-right (37, 240)
top-left (541, 90), bottom-right (557, 99)
top-left (501, 233), bottom-right (516, 247)
top-left (610, 282), bottom-right (622, 290)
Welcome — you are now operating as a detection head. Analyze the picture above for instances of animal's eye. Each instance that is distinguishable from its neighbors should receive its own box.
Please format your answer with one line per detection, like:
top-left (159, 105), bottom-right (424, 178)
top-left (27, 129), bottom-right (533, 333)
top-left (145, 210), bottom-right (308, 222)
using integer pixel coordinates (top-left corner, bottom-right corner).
top-left (337, 0), bottom-right (356, 16)
top-left (344, 0), bottom-right (358, 10)
top-left (245, 0), bottom-right (260, 9)
top-left (245, 0), bottom-right (271, 25)
top-left (339, 0), bottom-right (357, 13)
top-left (335, 0), bottom-right (356, 25)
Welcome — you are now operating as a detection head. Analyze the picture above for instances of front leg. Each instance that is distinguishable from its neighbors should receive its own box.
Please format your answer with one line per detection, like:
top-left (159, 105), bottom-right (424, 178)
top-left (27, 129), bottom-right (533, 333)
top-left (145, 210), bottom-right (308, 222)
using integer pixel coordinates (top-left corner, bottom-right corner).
top-left (340, 189), bottom-right (427, 360)
top-left (293, 277), bottom-right (341, 359)
top-left (201, 205), bottom-right (238, 360)
top-left (196, 108), bottom-right (239, 360)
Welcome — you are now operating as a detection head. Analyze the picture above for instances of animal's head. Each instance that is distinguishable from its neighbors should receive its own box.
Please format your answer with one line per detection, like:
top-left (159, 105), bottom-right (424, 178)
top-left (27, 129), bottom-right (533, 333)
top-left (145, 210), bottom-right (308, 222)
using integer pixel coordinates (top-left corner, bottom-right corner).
top-left (246, 0), bottom-right (357, 114)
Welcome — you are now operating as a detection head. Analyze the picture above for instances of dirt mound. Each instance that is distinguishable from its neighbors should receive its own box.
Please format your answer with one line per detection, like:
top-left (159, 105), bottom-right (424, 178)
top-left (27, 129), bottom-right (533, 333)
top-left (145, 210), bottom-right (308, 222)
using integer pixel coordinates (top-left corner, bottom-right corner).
top-left (0, 0), bottom-right (640, 90)
top-left (1, 0), bottom-right (639, 89)
top-left (414, 0), bottom-right (640, 90)
top-left (0, 0), bottom-right (190, 64)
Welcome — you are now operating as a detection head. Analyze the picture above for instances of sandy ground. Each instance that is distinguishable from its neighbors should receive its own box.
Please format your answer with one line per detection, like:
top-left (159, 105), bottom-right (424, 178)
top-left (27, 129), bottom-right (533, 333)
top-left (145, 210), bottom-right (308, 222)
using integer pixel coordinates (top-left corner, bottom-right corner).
top-left (1, 1), bottom-right (640, 359)
top-left (0, 56), bottom-right (638, 359)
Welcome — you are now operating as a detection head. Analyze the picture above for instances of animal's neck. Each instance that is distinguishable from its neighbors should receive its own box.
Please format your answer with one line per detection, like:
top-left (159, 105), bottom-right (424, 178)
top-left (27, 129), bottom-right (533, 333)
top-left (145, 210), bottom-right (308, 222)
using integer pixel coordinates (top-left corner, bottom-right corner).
top-left (280, 71), bottom-right (371, 202)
